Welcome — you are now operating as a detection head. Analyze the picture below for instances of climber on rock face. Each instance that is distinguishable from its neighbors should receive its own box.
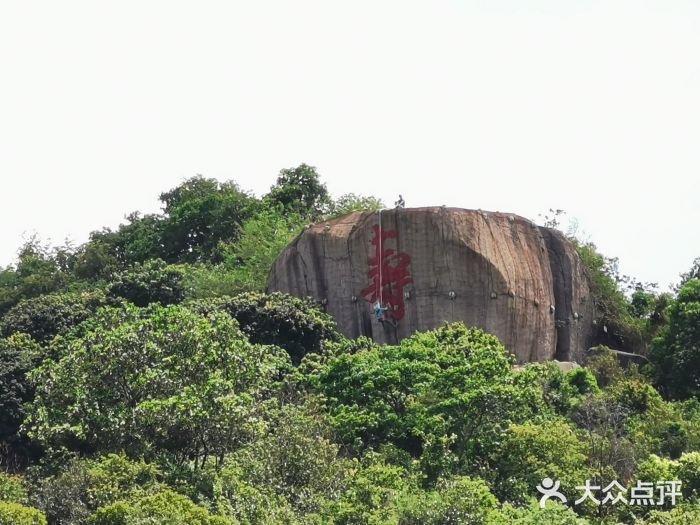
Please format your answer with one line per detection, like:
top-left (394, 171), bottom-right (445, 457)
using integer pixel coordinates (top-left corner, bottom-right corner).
top-left (395, 194), bottom-right (405, 208)
top-left (372, 301), bottom-right (388, 322)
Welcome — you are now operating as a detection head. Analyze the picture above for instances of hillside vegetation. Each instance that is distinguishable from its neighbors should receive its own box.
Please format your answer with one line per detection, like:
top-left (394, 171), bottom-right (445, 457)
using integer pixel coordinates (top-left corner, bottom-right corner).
top-left (1, 166), bottom-right (699, 524)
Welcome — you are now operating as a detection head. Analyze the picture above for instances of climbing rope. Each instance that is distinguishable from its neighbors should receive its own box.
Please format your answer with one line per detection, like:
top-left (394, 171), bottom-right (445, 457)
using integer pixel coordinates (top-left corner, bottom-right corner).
top-left (371, 208), bottom-right (389, 323)
top-left (378, 208), bottom-right (383, 305)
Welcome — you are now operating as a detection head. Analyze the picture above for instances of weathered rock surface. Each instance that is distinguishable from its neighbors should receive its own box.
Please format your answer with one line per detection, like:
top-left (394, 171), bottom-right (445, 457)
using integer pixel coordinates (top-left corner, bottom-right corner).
top-left (267, 207), bottom-right (596, 363)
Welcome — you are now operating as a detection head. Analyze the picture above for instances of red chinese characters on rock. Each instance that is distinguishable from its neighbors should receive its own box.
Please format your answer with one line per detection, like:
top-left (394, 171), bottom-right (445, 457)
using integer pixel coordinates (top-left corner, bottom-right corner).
top-left (361, 224), bottom-right (413, 321)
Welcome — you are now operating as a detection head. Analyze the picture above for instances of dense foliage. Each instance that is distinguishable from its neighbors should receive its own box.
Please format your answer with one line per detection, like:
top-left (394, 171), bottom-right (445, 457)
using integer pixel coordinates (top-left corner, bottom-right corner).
top-left (0, 167), bottom-right (698, 523)
top-left (190, 292), bottom-right (341, 364)
top-left (313, 324), bottom-right (544, 473)
top-left (0, 292), bottom-right (107, 345)
top-left (106, 259), bottom-right (186, 307)
top-left (265, 164), bottom-right (332, 221)
top-left (27, 304), bottom-right (290, 464)
top-left (650, 279), bottom-right (700, 399)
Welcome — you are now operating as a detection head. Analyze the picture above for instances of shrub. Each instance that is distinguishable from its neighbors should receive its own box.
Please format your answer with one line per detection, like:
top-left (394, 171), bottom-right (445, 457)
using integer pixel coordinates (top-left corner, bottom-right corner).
top-left (106, 259), bottom-right (186, 307)
top-left (584, 346), bottom-right (624, 389)
top-left (397, 476), bottom-right (499, 525)
top-left (608, 379), bottom-right (663, 416)
top-left (87, 490), bottom-right (235, 525)
top-left (191, 292), bottom-right (340, 364)
top-left (675, 452), bottom-right (700, 502)
top-left (491, 420), bottom-right (590, 504)
top-left (222, 402), bottom-right (347, 514)
top-left (0, 500), bottom-right (47, 525)
top-left (30, 454), bottom-right (162, 524)
top-left (565, 368), bottom-right (600, 397)
top-left (494, 500), bottom-right (591, 524)
top-left (318, 461), bottom-right (408, 525)
top-left (0, 291), bottom-right (106, 345)
top-left (638, 504), bottom-right (700, 524)
top-left (30, 458), bottom-right (95, 525)
top-left (0, 473), bottom-right (27, 504)
top-left (574, 242), bottom-right (645, 353)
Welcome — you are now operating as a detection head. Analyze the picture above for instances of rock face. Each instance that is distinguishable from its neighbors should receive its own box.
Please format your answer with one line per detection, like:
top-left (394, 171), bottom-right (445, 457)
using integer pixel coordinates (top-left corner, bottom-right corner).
top-left (267, 207), bottom-right (595, 363)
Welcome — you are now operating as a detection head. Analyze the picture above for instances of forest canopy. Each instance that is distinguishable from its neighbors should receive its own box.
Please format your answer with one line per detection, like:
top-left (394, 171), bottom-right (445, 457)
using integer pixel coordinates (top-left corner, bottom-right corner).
top-left (0, 165), bottom-right (699, 524)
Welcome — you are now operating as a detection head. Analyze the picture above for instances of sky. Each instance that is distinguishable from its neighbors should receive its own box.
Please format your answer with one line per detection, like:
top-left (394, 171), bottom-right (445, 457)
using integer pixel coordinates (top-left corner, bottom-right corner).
top-left (1, 1), bottom-right (698, 290)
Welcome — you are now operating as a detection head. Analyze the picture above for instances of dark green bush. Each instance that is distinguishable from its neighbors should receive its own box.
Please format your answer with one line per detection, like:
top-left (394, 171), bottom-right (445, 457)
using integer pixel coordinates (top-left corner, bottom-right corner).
top-left (0, 334), bottom-right (41, 465)
top-left (650, 279), bottom-right (700, 399)
top-left (191, 292), bottom-right (340, 364)
top-left (0, 291), bottom-right (106, 345)
top-left (106, 259), bottom-right (186, 307)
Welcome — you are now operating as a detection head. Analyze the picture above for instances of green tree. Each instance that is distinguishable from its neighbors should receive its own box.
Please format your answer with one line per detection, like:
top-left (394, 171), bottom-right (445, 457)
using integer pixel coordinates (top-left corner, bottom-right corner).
top-left (318, 460), bottom-right (407, 525)
top-left (191, 292), bottom-right (340, 365)
top-left (638, 504), bottom-right (700, 525)
top-left (0, 334), bottom-right (41, 469)
top-left (494, 500), bottom-right (591, 525)
top-left (221, 402), bottom-right (348, 515)
top-left (565, 368), bottom-right (600, 397)
top-left (630, 288), bottom-right (660, 320)
top-left (0, 239), bottom-right (72, 315)
top-left (86, 454), bottom-right (162, 510)
top-left (72, 239), bottom-right (119, 280)
top-left (650, 279), bottom-right (700, 399)
top-left (88, 212), bottom-right (165, 267)
top-left (583, 346), bottom-right (624, 389)
top-left (220, 206), bottom-right (305, 293)
top-left (313, 323), bottom-right (545, 479)
top-left (516, 362), bottom-right (579, 416)
top-left (397, 476), bottom-right (499, 525)
top-left (627, 398), bottom-right (693, 461)
top-left (106, 259), bottom-right (186, 307)
top-left (491, 420), bottom-right (591, 504)
top-left (265, 164), bottom-right (330, 220)
top-left (30, 458), bottom-right (98, 524)
top-left (326, 194), bottom-right (384, 218)
top-left (608, 379), bottom-right (663, 416)
top-left (159, 176), bottom-right (258, 263)
top-left (26, 304), bottom-right (290, 463)
top-left (30, 455), bottom-right (162, 524)
top-left (214, 464), bottom-right (300, 525)
top-left (574, 241), bottom-right (646, 353)
top-left (83, 176), bottom-right (258, 269)
top-left (678, 257), bottom-right (700, 290)
top-left (0, 291), bottom-right (106, 345)
top-left (675, 452), bottom-right (700, 502)
top-left (571, 394), bottom-right (636, 486)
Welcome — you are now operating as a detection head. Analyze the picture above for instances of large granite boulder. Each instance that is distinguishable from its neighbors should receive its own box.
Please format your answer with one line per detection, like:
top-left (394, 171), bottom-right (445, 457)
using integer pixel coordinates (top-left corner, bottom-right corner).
top-left (267, 207), bottom-right (595, 363)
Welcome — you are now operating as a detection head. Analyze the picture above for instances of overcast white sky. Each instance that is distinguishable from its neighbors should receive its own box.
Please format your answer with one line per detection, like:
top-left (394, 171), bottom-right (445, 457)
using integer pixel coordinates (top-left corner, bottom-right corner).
top-left (1, 1), bottom-right (698, 290)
